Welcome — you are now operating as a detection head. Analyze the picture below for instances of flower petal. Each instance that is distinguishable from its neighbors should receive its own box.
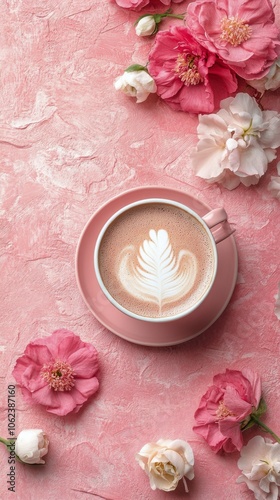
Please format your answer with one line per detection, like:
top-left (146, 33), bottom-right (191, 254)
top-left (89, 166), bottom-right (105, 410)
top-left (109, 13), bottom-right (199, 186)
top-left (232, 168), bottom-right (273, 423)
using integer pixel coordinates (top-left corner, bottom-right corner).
top-left (68, 347), bottom-right (99, 377)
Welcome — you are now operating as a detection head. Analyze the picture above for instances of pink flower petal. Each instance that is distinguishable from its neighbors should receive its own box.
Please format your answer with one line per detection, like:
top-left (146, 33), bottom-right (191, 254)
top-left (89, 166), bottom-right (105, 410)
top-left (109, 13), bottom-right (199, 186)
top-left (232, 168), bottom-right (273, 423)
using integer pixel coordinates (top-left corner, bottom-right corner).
top-left (16, 343), bottom-right (52, 367)
top-left (114, 0), bottom-right (183, 12)
top-left (186, 0), bottom-right (280, 79)
top-left (148, 26), bottom-right (237, 114)
top-left (193, 368), bottom-right (262, 453)
top-left (68, 347), bottom-right (99, 377)
top-left (45, 329), bottom-right (85, 359)
top-left (74, 377), bottom-right (99, 399)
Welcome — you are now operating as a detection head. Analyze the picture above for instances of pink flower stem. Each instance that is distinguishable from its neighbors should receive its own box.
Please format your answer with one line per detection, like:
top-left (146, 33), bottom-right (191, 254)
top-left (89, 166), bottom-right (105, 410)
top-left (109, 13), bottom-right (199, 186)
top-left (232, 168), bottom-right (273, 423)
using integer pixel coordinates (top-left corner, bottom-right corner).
top-left (251, 416), bottom-right (280, 444)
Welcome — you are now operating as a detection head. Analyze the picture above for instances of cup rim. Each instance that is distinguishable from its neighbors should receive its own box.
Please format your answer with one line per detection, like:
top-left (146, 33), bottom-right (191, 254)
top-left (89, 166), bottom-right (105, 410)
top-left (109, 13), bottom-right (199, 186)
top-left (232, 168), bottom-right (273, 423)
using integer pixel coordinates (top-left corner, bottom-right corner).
top-left (93, 198), bottom-right (218, 323)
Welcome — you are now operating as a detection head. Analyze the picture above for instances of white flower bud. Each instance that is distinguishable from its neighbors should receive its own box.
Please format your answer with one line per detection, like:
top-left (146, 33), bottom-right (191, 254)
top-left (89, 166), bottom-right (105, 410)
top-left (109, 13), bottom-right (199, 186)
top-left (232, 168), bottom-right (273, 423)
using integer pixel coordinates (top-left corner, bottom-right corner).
top-left (15, 429), bottom-right (49, 464)
top-left (135, 16), bottom-right (156, 37)
top-left (114, 69), bottom-right (157, 103)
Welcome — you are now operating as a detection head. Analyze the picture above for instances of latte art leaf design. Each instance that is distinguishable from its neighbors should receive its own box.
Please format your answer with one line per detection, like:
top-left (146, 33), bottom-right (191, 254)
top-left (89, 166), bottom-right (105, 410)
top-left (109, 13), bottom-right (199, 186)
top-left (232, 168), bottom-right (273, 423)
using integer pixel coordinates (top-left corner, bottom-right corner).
top-left (118, 229), bottom-right (197, 314)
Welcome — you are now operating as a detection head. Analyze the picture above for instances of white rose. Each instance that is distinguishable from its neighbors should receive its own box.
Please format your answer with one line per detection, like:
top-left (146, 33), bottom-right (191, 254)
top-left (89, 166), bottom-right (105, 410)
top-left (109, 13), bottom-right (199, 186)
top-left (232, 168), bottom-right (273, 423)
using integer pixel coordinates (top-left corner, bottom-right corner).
top-left (136, 438), bottom-right (194, 492)
top-left (15, 429), bottom-right (49, 464)
top-left (135, 16), bottom-right (156, 37)
top-left (114, 69), bottom-right (157, 103)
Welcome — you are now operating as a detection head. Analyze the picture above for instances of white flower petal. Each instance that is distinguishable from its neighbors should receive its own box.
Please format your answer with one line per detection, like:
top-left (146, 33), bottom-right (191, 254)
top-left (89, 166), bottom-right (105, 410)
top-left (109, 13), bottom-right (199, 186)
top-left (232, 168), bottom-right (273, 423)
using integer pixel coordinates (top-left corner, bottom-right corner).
top-left (237, 145), bottom-right (268, 177)
top-left (218, 171), bottom-right (241, 190)
top-left (114, 70), bottom-right (156, 103)
top-left (237, 436), bottom-right (280, 499)
top-left (135, 16), bottom-right (156, 37)
top-left (135, 438), bottom-right (194, 492)
top-left (260, 113), bottom-right (280, 149)
top-left (275, 283), bottom-right (280, 320)
top-left (247, 58), bottom-right (280, 93)
top-left (15, 429), bottom-right (49, 464)
top-left (193, 92), bottom-right (280, 190)
top-left (192, 140), bottom-right (226, 179)
top-left (197, 113), bottom-right (228, 139)
top-left (226, 138), bottom-right (238, 151)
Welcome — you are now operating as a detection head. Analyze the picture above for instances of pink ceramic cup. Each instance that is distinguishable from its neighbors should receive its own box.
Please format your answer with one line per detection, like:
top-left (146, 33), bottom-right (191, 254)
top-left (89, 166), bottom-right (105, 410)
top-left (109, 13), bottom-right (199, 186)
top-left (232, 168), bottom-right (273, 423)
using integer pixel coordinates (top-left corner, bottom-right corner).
top-left (94, 199), bottom-right (234, 323)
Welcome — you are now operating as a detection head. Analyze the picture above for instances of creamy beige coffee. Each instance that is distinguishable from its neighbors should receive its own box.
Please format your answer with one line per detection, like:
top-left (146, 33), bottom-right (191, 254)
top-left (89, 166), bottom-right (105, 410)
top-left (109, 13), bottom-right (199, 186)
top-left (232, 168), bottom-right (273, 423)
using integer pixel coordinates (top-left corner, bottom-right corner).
top-left (96, 202), bottom-right (216, 319)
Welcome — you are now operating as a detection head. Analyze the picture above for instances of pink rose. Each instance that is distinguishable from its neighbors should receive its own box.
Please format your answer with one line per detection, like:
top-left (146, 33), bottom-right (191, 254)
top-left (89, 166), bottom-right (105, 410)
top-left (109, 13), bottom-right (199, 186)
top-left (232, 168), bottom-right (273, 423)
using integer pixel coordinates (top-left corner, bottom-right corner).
top-left (148, 26), bottom-right (237, 114)
top-left (12, 329), bottom-right (99, 416)
top-left (113, 0), bottom-right (184, 13)
top-left (193, 369), bottom-right (262, 453)
top-left (186, 0), bottom-right (280, 80)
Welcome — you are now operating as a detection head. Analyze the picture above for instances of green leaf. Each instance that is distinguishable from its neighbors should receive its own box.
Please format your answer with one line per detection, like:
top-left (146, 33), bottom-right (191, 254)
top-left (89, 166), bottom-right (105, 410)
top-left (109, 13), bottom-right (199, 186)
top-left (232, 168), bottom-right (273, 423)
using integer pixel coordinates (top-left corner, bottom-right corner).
top-left (125, 64), bottom-right (147, 73)
top-left (253, 398), bottom-right (267, 418)
top-left (241, 417), bottom-right (256, 432)
top-left (241, 398), bottom-right (267, 432)
top-left (153, 14), bottom-right (162, 23)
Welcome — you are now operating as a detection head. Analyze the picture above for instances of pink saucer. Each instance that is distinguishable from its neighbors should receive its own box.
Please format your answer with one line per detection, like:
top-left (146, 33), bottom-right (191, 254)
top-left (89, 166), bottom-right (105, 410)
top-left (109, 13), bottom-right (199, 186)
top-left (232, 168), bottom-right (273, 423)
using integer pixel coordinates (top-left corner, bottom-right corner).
top-left (75, 187), bottom-right (238, 346)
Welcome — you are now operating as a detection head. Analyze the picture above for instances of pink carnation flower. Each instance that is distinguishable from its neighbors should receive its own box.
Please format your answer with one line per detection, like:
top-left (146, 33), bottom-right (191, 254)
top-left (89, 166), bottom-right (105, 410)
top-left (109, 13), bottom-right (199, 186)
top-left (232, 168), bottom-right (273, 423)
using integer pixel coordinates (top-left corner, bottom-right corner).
top-left (148, 26), bottom-right (237, 114)
top-left (186, 0), bottom-right (280, 80)
top-left (114, 0), bottom-right (184, 13)
top-left (193, 369), bottom-right (262, 453)
top-left (12, 329), bottom-right (99, 416)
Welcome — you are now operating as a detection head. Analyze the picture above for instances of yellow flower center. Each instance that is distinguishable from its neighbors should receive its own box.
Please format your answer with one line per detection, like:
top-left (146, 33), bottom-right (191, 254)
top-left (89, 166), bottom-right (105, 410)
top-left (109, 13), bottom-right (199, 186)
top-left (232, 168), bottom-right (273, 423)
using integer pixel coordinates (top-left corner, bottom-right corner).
top-left (220, 16), bottom-right (252, 46)
top-left (154, 461), bottom-right (175, 476)
top-left (216, 400), bottom-right (235, 419)
top-left (174, 53), bottom-right (203, 86)
top-left (41, 360), bottom-right (75, 391)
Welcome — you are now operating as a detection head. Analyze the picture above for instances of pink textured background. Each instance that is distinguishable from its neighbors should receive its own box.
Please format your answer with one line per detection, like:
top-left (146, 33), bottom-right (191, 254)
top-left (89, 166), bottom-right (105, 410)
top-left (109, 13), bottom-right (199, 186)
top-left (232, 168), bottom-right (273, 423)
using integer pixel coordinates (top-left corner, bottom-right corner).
top-left (0, 1), bottom-right (279, 499)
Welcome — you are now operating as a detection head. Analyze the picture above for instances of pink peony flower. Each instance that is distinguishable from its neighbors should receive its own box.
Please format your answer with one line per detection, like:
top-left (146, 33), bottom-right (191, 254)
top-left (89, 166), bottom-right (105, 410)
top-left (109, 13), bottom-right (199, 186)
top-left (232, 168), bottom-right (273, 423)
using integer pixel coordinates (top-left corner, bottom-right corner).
top-left (186, 0), bottom-right (280, 80)
top-left (12, 329), bottom-right (99, 416)
top-left (114, 0), bottom-right (184, 13)
top-left (148, 26), bottom-right (237, 114)
top-left (193, 368), bottom-right (262, 453)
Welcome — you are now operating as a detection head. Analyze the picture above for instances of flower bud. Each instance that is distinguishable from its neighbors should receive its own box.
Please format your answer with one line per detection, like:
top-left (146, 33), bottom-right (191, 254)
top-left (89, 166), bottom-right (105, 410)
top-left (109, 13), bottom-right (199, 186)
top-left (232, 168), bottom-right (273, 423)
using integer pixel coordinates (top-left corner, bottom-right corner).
top-left (135, 16), bottom-right (156, 37)
top-left (15, 429), bottom-right (49, 464)
top-left (114, 68), bottom-right (157, 103)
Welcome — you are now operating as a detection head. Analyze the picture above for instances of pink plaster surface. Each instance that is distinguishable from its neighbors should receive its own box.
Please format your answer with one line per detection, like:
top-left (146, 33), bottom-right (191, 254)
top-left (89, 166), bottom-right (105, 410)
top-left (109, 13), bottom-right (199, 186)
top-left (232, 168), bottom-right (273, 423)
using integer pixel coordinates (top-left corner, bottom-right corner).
top-left (0, 1), bottom-right (280, 499)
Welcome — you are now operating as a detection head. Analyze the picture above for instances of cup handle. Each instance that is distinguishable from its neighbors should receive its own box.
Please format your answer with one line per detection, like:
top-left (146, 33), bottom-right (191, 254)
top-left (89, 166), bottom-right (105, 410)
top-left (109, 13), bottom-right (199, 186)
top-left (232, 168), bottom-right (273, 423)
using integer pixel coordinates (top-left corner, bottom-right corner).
top-left (202, 208), bottom-right (235, 244)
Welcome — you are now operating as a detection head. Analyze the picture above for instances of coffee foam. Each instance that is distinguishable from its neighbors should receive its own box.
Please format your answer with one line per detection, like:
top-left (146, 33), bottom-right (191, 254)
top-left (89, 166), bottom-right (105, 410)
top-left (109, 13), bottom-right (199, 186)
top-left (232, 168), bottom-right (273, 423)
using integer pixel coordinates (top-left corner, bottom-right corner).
top-left (97, 203), bottom-right (215, 318)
